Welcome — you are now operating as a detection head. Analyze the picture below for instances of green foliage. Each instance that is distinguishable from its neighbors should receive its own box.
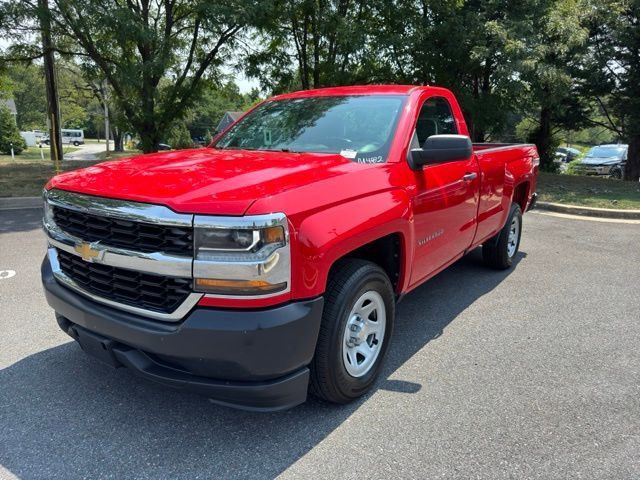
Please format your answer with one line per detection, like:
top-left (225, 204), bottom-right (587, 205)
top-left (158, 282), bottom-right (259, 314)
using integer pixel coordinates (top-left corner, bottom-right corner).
top-left (1, 0), bottom-right (637, 171)
top-left (0, 105), bottom-right (26, 154)
top-left (6, 64), bottom-right (47, 130)
top-left (1, 0), bottom-right (269, 152)
top-left (184, 81), bottom-right (256, 137)
top-left (167, 122), bottom-right (194, 150)
top-left (565, 157), bottom-right (584, 175)
top-left (246, 0), bottom-right (381, 92)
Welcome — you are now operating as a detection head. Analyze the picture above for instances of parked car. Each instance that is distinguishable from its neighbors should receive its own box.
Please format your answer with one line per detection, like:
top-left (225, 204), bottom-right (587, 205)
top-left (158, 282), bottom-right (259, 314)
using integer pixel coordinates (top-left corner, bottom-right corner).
top-left (41, 85), bottom-right (539, 411)
top-left (555, 147), bottom-right (581, 163)
top-left (574, 144), bottom-right (628, 179)
top-left (134, 142), bottom-right (172, 151)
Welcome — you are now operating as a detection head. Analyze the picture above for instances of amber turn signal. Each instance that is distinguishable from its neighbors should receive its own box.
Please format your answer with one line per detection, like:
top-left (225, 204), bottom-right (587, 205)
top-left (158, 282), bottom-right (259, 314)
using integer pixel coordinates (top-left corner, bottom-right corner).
top-left (195, 278), bottom-right (287, 296)
top-left (262, 226), bottom-right (285, 245)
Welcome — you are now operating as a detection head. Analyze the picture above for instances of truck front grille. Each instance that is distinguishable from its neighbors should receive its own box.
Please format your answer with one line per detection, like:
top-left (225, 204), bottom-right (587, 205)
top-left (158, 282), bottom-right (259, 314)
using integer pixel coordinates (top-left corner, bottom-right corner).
top-left (52, 206), bottom-right (192, 256)
top-left (56, 249), bottom-right (192, 314)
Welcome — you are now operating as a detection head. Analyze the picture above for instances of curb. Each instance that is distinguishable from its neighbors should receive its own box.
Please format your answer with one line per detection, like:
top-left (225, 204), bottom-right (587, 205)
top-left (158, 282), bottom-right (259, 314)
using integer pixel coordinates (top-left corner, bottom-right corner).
top-left (0, 197), bottom-right (42, 211)
top-left (536, 201), bottom-right (640, 220)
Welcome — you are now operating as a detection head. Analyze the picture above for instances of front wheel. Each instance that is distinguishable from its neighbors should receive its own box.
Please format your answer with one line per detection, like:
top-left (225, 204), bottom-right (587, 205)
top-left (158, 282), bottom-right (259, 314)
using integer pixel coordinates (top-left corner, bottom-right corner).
top-left (310, 259), bottom-right (395, 404)
top-left (73, 141), bottom-right (80, 146)
top-left (609, 167), bottom-right (623, 180)
top-left (483, 203), bottom-right (522, 269)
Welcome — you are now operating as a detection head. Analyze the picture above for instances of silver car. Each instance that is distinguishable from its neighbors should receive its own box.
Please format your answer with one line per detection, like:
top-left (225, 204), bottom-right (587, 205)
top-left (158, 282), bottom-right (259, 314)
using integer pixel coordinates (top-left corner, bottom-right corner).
top-left (575, 144), bottom-right (628, 179)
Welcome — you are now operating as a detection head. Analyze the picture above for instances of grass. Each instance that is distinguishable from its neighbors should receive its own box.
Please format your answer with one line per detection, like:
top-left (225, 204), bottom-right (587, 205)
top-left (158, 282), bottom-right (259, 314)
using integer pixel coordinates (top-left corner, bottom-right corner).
top-left (0, 147), bottom-right (141, 197)
top-left (0, 146), bottom-right (80, 164)
top-left (537, 171), bottom-right (640, 210)
top-left (0, 160), bottom-right (102, 198)
top-left (93, 150), bottom-right (141, 161)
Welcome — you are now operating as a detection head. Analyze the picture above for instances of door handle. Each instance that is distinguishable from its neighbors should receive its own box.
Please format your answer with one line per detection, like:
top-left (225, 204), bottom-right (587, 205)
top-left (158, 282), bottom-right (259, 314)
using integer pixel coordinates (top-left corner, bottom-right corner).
top-left (462, 172), bottom-right (478, 182)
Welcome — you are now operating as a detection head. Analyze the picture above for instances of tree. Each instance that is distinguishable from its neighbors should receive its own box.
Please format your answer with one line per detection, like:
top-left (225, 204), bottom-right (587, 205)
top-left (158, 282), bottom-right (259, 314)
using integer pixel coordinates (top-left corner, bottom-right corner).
top-left (517, 0), bottom-right (590, 171)
top-left (246, 0), bottom-right (380, 92)
top-left (1, 0), bottom-right (265, 152)
top-left (185, 81), bottom-right (257, 138)
top-left (0, 105), bottom-right (26, 154)
top-left (368, 0), bottom-right (535, 142)
top-left (5, 64), bottom-right (47, 130)
top-left (581, 0), bottom-right (640, 181)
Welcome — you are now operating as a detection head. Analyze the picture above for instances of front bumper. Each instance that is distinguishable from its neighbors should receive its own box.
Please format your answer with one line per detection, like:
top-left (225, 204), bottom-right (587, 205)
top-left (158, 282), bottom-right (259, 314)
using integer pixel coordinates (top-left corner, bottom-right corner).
top-left (42, 258), bottom-right (324, 411)
top-left (575, 165), bottom-right (612, 175)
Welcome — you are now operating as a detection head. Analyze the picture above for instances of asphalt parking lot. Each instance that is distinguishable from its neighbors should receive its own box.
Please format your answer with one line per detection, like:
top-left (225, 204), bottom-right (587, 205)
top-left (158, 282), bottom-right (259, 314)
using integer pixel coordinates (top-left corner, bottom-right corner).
top-left (0, 208), bottom-right (638, 479)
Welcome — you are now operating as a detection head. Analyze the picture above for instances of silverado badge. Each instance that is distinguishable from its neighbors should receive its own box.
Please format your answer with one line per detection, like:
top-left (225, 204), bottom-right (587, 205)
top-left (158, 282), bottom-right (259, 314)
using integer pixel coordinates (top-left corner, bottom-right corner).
top-left (74, 242), bottom-right (102, 262)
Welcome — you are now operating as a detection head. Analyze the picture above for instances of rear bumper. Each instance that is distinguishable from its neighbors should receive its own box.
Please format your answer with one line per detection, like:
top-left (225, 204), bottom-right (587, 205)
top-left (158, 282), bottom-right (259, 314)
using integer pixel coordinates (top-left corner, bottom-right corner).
top-left (42, 258), bottom-right (324, 411)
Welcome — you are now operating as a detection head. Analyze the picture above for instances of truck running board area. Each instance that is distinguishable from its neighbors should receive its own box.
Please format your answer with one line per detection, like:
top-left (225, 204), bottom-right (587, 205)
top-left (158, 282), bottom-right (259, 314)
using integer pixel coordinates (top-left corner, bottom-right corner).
top-left (60, 319), bottom-right (311, 412)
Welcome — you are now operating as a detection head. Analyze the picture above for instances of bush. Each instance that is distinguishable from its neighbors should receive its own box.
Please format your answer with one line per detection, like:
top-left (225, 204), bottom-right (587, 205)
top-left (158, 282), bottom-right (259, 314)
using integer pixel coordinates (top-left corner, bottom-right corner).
top-left (0, 105), bottom-right (26, 154)
top-left (565, 158), bottom-right (584, 175)
top-left (167, 122), bottom-right (194, 150)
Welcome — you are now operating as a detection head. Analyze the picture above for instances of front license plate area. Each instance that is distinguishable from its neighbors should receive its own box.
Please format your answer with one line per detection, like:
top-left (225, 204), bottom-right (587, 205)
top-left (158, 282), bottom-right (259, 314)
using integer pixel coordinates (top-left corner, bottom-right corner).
top-left (72, 326), bottom-right (122, 368)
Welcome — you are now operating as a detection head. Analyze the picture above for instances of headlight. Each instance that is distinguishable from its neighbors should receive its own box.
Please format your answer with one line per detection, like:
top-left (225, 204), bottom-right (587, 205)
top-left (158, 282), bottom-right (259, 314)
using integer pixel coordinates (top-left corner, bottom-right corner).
top-left (193, 213), bottom-right (290, 297)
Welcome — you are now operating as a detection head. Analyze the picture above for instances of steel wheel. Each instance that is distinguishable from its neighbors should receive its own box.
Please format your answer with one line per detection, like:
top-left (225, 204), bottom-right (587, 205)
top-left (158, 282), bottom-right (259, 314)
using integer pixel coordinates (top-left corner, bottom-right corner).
top-left (342, 290), bottom-right (386, 378)
top-left (507, 216), bottom-right (520, 258)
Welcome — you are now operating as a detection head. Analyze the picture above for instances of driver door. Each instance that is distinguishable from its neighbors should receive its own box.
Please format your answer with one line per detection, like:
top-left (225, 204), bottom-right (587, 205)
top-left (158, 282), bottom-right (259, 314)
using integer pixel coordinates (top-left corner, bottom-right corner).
top-left (408, 96), bottom-right (480, 287)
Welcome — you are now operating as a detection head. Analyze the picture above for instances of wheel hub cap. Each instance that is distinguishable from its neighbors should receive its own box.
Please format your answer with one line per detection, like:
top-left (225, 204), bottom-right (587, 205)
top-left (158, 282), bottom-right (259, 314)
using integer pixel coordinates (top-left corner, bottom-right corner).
top-left (507, 216), bottom-right (520, 258)
top-left (342, 291), bottom-right (386, 377)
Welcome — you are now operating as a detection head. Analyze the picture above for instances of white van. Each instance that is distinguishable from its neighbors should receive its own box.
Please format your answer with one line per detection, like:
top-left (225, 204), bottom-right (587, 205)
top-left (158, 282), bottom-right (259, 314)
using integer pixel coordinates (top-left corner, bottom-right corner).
top-left (42, 129), bottom-right (85, 146)
top-left (62, 129), bottom-right (85, 146)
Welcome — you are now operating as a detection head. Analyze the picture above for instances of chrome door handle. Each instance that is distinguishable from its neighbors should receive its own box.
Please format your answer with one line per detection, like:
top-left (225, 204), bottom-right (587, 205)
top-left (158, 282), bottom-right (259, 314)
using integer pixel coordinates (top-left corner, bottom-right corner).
top-left (462, 172), bottom-right (478, 182)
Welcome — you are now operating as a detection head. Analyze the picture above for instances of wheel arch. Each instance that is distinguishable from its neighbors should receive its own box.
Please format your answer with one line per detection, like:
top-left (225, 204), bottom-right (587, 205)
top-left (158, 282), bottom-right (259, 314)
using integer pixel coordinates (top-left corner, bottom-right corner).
top-left (292, 189), bottom-right (412, 299)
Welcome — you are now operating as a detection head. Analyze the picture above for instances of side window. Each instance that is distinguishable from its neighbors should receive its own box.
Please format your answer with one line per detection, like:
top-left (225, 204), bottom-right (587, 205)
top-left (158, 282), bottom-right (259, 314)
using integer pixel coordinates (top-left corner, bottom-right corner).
top-left (414, 97), bottom-right (458, 146)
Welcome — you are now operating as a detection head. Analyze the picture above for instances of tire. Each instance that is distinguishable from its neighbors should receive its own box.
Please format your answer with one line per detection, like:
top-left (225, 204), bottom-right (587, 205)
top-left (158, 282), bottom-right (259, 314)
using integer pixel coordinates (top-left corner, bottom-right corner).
top-left (609, 167), bottom-right (623, 180)
top-left (310, 259), bottom-right (395, 404)
top-left (483, 203), bottom-right (522, 270)
top-left (73, 141), bottom-right (80, 146)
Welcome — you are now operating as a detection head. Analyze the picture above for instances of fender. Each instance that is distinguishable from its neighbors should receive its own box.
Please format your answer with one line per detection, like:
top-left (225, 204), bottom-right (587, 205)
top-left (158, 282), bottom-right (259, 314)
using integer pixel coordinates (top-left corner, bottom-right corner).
top-left (290, 189), bottom-right (413, 298)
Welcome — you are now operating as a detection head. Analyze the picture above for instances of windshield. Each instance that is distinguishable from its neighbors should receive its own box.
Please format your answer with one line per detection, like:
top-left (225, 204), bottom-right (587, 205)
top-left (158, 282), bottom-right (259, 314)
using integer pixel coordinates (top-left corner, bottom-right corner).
top-left (586, 146), bottom-right (626, 159)
top-left (214, 95), bottom-right (406, 164)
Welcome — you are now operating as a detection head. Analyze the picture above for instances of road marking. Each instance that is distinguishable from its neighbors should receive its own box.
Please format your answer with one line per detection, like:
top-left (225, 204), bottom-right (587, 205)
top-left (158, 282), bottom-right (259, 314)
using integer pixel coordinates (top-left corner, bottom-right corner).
top-left (531, 210), bottom-right (640, 224)
top-left (0, 270), bottom-right (17, 280)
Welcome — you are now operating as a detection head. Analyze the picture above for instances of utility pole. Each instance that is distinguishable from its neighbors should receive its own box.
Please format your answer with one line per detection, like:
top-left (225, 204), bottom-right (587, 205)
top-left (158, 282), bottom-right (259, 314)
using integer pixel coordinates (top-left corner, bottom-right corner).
top-left (102, 79), bottom-right (110, 158)
top-left (38, 0), bottom-right (63, 167)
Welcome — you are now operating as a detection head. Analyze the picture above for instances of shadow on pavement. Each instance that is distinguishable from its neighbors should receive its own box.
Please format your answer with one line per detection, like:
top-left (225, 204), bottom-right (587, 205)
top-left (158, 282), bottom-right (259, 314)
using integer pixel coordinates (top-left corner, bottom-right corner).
top-left (0, 248), bottom-right (524, 479)
top-left (0, 208), bottom-right (43, 235)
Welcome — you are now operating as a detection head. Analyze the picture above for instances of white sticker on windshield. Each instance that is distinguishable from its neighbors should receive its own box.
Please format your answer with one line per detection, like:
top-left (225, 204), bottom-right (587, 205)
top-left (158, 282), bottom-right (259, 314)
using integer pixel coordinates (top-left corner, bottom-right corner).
top-left (263, 129), bottom-right (272, 146)
top-left (340, 149), bottom-right (358, 159)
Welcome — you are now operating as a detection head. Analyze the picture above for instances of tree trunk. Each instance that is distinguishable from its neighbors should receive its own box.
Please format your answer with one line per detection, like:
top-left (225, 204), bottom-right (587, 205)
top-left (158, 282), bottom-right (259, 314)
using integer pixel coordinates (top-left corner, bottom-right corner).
top-left (624, 134), bottom-right (640, 181)
top-left (113, 128), bottom-right (124, 152)
top-left (535, 106), bottom-right (554, 171)
top-left (139, 121), bottom-right (160, 153)
top-left (472, 127), bottom-right (486, 143)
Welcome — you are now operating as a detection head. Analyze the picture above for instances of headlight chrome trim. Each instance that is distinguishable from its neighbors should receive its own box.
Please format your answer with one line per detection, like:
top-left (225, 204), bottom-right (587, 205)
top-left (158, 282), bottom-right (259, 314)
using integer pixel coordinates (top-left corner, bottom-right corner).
top-left (194, 213), bottom-right (291, 299)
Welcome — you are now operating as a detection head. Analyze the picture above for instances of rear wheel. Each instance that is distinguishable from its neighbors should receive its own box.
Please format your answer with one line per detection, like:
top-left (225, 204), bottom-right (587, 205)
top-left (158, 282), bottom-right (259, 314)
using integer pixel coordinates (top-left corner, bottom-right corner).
top-left (73, 141), bottom-right (80, 146)
top-left (310, 259), bottom-right (394, 404)
top-left (483, 203), bottom-right (522, 270)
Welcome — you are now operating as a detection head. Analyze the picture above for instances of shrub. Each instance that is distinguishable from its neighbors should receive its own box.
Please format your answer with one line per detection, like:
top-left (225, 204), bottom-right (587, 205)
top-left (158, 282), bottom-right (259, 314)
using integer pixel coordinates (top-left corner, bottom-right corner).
top-left (0, 105), bottom-right (26, 155)
top-left (167, 122), bottom-right (194, 150)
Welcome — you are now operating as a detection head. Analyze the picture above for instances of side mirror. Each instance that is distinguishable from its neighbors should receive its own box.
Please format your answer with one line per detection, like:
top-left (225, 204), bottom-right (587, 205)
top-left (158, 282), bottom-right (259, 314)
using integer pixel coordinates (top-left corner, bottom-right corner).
top-left (408, 134), bottom-right (473, 170)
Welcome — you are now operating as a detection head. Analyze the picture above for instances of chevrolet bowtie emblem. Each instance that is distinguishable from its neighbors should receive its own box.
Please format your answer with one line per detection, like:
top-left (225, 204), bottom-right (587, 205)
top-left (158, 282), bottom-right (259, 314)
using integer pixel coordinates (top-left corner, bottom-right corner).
top-left (74, 242), bottom-right (101, 262)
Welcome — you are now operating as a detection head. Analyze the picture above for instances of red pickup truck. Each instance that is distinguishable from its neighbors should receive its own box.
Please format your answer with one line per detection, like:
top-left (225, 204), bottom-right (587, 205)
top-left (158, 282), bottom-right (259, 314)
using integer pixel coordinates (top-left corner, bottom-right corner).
top-left (42, 85), bottom-right (538, 411)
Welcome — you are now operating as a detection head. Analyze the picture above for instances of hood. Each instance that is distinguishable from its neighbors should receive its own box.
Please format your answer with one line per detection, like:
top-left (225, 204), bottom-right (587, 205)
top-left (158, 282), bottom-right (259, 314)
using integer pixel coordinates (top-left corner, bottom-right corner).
top-left (580, 156), bottom-right (623, 166)
top-left (47, 148), bottom-right (364, 215)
